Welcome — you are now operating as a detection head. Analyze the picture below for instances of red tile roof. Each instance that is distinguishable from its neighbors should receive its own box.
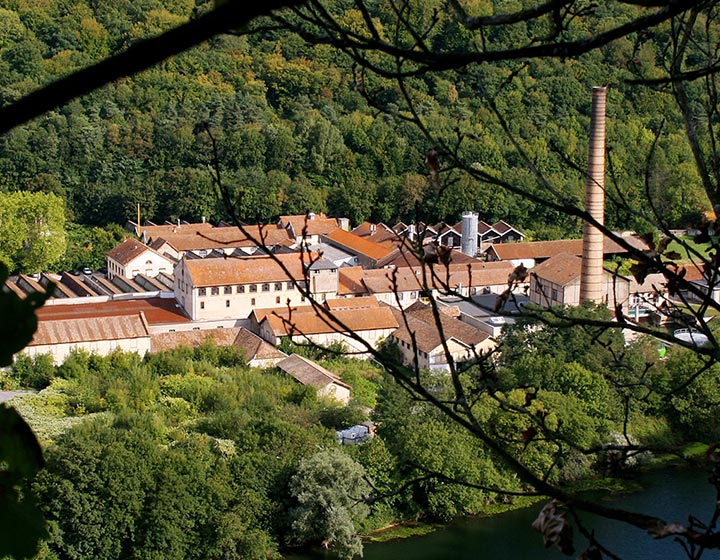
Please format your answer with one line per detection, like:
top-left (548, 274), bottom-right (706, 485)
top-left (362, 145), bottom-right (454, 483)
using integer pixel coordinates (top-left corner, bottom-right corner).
top-left (29, 313), bottom-right (149, 346)
top-left (351, 222), bottom-right (392, 238)
top-left (684, 264), bottom-right (707, 282)
top-left (182, 252), bottom-right (315, 287)
top-left (389, 304), bottom-right (489, 353)
top-left (530, 253), bottom-right (583, 285)
top-left (340, 261), bottom-right (515, 296)
top-left (486, 236), bottom-right (647, 261)
top-left (492, 220), bottom-right (520, 235)
top-left (337, 266), bottom-right (366, 296)
top-left (280, 214), bottom-right (339, 237)
top-left (325, 296), bottom-right (381, 310)
top-left (379, 247), bottom-right (476, 268)
top-left (324, 229), bottom-right (397, 261)
top-left (276, 354), bottom-right (350, 389)
top-left (360, 268), bottom-right (424, 294)
top-left (138, 222), bottom-right (214, 241)
top-left (152, 225), bottom-right (292, 252)
top-left (150, 327), bottom-right (285, 361)
top-left (261, 305), bottom-right (398, 336)
top-left (107, 238), bottom-right (166, 266)
top-left (35, 297), bottom-right (191, 325)
top-left (366, 229), bottom-right (403, 248)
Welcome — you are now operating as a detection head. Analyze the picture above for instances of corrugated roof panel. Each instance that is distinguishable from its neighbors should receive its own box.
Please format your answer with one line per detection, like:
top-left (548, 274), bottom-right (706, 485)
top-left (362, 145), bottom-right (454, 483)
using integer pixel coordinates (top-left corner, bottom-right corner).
top-left (29, 313), bottom-right (149, 346)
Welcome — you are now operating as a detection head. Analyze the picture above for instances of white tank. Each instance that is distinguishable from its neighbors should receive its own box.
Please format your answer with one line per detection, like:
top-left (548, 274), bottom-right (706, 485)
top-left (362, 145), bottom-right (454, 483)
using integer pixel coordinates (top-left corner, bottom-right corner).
top-left (461, 211), bottom-right (478, 257)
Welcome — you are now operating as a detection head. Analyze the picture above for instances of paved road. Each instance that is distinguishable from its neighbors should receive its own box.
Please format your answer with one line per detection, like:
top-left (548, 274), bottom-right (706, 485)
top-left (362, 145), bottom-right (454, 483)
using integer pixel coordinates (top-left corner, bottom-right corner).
top-left (0, 390), bottom-right (34, 403)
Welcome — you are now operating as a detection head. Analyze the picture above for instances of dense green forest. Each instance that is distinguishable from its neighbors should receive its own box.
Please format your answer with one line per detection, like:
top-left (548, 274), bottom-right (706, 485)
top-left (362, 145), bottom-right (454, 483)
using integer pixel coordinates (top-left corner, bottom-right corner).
top-left (5, 311), bottom-right (719, 559)
top-left (0, 0), bottom-right (709, 247)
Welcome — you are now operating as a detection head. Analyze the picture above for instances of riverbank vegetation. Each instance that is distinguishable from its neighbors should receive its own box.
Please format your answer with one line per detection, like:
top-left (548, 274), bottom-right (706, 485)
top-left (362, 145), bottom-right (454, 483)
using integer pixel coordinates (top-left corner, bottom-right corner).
top-left (8, 308), bottom-right (720, 559)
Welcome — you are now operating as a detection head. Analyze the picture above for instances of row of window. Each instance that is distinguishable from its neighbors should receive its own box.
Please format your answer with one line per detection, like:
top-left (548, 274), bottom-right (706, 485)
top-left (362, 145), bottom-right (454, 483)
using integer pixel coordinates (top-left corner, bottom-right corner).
top-left (199, 296), bottom-right (286, 310)
top-left (396, 338), bottom-right (429, 358)
top-left (198, 281), bottom-right (298, 297)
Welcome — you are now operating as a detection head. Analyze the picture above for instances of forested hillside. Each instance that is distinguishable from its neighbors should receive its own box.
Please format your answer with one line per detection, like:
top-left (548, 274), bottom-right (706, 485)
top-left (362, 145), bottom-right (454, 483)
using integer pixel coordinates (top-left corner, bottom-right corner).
top-left (0, 0), bottom-right (708, 240)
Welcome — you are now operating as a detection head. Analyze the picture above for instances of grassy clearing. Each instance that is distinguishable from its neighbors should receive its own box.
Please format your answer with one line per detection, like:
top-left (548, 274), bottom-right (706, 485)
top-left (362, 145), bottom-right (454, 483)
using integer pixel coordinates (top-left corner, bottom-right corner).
top-left (666, 237), bottom-right (712, 263)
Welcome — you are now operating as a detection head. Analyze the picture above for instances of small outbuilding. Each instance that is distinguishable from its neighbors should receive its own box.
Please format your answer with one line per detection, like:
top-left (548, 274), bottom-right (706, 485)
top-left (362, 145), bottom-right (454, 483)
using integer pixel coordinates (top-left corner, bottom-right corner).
top-left (276, 353), bottom-right (351, 404)
top-left (107, 238), bottom-right (175, 280)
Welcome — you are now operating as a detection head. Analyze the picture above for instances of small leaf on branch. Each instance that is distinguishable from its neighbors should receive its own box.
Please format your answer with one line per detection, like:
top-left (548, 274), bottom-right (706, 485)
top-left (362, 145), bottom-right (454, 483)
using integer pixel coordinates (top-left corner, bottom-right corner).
top-left (532, 500), bottom-right (575, 555)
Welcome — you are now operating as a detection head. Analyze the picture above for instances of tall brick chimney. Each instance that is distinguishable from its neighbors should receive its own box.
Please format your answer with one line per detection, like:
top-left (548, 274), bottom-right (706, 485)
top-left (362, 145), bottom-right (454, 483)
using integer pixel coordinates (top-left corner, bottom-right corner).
top-left (580, 86), bottom-right (607, 304)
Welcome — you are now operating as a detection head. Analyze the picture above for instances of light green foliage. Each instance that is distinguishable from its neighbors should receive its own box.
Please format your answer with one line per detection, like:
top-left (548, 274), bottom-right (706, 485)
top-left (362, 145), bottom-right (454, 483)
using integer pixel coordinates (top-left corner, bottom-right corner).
top-left (323, 357), bottom-right (383, 408)
top-left (8, 379), bottom-right (100, 446)
top-left (318, 402), bottom-right (367, 430)
top-left (374, 377), bottom-right (514, 521)
top-left (348, 437), bottom-right (401, 532)
top-left (34, 416), bottom-right (160, 560)
top-left (0, 191), bottom-right (66, 274)
top-left (290, 449), bottom-right (371, 559)
top-left (400, 414), bottom-right (504, 520)
top-left (60, 222), bottom-right (126, 272)
top-left (18, 348), bottom-right (353, 559)
top-left (493, 306), bottom-right (678, 470)
top-left (665, 351), bottom-right (720, 442)
top-left (539, 390), bottom-right (610, 451)
top-left (12, 353), bottom-right (55, 389)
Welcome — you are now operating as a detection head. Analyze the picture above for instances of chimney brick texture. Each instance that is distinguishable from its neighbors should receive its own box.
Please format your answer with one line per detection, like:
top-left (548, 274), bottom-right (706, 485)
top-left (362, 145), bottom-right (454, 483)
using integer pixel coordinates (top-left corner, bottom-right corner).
top-left (580, 86), bottom-right (607, 304)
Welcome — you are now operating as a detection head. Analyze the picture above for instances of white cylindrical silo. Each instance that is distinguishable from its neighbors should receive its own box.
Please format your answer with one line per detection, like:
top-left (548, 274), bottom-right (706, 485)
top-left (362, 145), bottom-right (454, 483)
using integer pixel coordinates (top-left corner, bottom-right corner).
top-left (461, 211), bottom-right (478, 257)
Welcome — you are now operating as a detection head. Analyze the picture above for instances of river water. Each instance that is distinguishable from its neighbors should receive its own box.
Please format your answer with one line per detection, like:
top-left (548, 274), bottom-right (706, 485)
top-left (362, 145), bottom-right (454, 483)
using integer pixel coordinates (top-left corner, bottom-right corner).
top-left (288, 465), bottom-right (717, 559)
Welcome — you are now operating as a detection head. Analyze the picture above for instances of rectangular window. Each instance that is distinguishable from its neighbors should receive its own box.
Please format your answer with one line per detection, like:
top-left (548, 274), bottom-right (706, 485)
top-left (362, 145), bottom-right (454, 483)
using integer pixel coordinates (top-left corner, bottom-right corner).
top-left (224, 286), bottom-right (232, 294)
top-left (200, 302), bottom-right (205, 309)
top-left (251, 298), bottom-right (256, 306)
top-left (211, 287), bottom-right (219, 296)
top-left (249, 284), bottom-right (257, 293)
top-left (276, 296), bottom-right (281, 304)
top-left (551, 289), bottom-right (559, 300)
top-left (275, 282), bottom-right (283, 291)
top-left (287, 282), bottom-right (295, 290)
top-left (262, 283), bottom-right (270, 292)
top-left (226, 300), bottom-right (230, 307)
top-left (198, 288), bottom-right (206, 296)
top-left (237, 285), bottom-right (245, 293)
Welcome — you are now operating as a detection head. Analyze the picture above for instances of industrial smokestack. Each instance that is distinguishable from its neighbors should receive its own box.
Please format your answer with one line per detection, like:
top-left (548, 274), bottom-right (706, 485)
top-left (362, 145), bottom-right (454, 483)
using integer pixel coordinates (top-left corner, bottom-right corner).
top-left (461, 211), bottom-right (478, 257)
top-left (580, 86), bottom-right (607, 304)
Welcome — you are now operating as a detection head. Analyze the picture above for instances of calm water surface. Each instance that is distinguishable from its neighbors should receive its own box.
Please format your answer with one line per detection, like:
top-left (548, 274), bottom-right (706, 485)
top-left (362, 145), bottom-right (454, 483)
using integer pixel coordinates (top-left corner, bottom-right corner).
top-left (288, 466), bottom-right (716, 559)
